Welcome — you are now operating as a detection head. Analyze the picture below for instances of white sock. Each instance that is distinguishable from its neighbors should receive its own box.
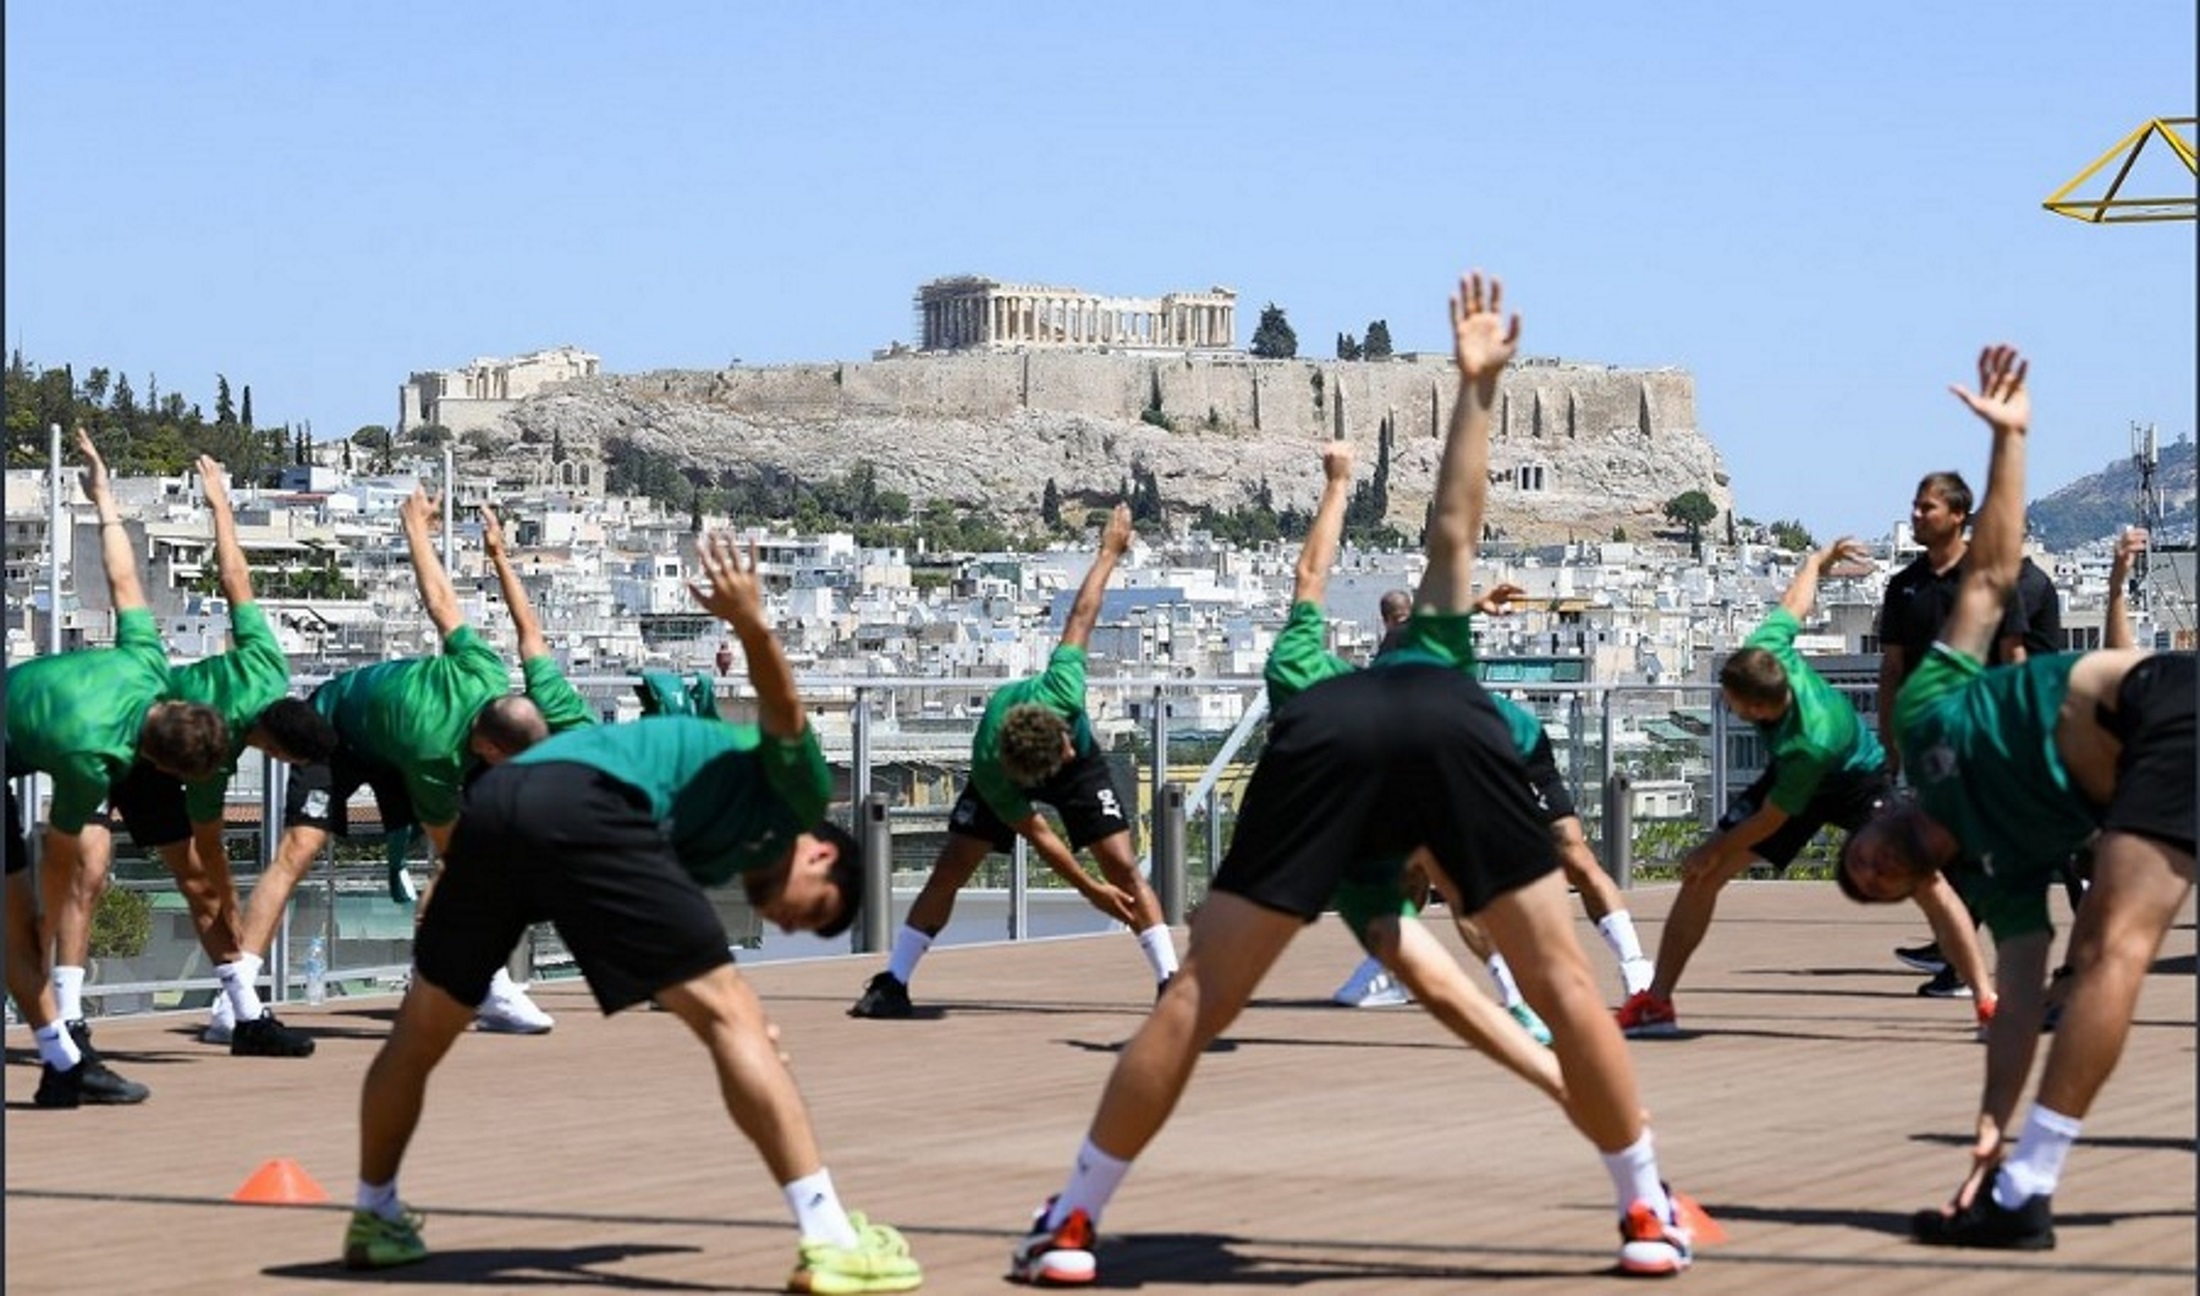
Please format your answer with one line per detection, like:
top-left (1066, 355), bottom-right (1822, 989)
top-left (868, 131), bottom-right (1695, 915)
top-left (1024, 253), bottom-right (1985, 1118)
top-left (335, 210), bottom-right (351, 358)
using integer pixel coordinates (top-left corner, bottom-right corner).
top-left (1485, 955), bottom-right (1524, 1009)
top-left (52, 965), bottom-right (85, 1023)
top-left (1135, 924), bottom-right (1179, 980)
top-left (886, 926), bottom-right (933, 986)
top-left (32, 1022), bottom-right (82, 1070)
top-left (1996, 1105), bottom-right (2082, 1207)
top-left (784, 1167), bottom-right (858, 1247)
top-left (1054, 1136), bottom-right (1131, 1229)
top-left (218, 960), bottom-right (267, 1022)
top-left (236, 951), bottom-right (265, 987)
top-left (355, 1177), bottom-right (404, 1221)
top-left (1600, 1131), bottom-right (1671, 1219)
top-left (1599, 911), bottom-right (1647, 964)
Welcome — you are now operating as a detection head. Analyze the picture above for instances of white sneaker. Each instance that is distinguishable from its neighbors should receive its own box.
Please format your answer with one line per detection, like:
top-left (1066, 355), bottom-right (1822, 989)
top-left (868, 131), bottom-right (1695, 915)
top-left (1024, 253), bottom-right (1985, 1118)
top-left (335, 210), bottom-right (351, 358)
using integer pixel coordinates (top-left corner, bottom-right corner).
top-left (476, 970), bottom-right (555, 1034)
top-left (1353, 972), bottom-right (1411, 1007)
top-left (1330, 956), bottom-right (1385, 1006)
top-left (203, 993), bottom-right (236, 1045)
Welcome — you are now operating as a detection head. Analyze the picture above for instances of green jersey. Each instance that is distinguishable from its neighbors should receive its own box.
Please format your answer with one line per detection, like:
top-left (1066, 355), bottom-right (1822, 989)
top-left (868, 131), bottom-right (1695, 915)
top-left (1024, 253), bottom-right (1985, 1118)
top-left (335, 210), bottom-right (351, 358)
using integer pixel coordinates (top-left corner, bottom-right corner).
top-left (1373, 611), bottom-right (1479, 673)
top-left (5, 608), bottom-right (174, 833)
top-left (311, 626), bottom-right (510, 827)
top-left (170, 602), bottom-right (292, 824)
top-left (511, 715), bottom-right (831, 887)
top-left (1741, 609), bottom-right (1885, 815)
top-left (521, 653), bottom-right (596, 734)
top-left (969, 645), bottom-right (1099, 823)
top-left (1263, 600), bottom-right (1356, 709)
top-left (1896, 646), bottom-right (2098, 939)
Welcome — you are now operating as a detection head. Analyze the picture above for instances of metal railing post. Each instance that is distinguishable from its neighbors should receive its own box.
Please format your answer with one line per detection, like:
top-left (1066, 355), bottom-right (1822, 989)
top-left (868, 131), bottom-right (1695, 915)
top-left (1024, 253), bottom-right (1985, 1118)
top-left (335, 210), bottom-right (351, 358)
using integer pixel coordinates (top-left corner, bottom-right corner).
top-left (857, 793), bottom-right (891, 954)
top-left (1009, 836), bottom-right (1029, 940)
top-left (1604, 772), bottom-right (1634, 890)
top-left (852, 686), bottom-right (873, 810)
top-left (262, 756), bottom-right (289, 1002)
top-left (1205, 784), bottom-right (1223, 893)
top-left (1146, 686), bottom-right (1168, 873)
top-left (46, 423), bottom-right (63, 656)
top-left (1155, 782), bottom-right (1187, 925)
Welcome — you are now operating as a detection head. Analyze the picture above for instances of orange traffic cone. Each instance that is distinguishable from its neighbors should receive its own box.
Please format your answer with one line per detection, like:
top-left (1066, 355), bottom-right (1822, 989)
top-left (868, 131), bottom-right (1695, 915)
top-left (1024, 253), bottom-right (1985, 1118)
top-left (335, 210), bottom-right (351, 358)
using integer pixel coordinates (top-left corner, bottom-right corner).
top-left (1672, 1189), bottom-right (1728, 1246)
top-left (232, 1157), bottom-right (330, 1205)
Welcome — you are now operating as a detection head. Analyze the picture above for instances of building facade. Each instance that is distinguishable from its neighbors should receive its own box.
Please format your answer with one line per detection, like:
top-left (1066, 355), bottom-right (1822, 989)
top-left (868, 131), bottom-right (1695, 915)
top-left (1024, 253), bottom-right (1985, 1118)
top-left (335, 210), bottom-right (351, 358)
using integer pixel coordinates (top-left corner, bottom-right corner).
top-left (915, 276), bottom-right (1238, 353)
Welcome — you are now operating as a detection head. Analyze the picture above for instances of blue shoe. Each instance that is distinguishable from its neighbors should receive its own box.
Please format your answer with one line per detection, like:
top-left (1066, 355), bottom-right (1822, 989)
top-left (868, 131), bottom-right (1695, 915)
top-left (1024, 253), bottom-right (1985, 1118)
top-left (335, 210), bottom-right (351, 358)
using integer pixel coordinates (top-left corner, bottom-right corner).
top-left (1508, 1001), bottom-right (1554, 1048)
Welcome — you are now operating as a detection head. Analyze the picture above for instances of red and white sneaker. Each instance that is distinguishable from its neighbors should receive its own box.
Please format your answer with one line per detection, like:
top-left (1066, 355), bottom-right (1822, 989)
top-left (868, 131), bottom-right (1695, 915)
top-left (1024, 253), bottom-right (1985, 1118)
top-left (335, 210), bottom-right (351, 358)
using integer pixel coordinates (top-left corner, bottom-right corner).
top-left (1617, 1196), bottom-right (1693, 1276)
top-left (1617, 990), bottom-right (1679, 1039)
top-left (1009, 1196), bottom-right (1097, 1286)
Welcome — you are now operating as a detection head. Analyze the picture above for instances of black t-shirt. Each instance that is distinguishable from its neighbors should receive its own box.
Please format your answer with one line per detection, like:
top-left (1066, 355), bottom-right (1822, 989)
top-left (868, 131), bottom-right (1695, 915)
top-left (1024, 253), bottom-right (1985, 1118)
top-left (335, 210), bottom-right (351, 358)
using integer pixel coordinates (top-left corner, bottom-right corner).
top-left (1876, 551), bottom-right (2035, 683)
top-left (2011, 556), bottom-right (2063, 656)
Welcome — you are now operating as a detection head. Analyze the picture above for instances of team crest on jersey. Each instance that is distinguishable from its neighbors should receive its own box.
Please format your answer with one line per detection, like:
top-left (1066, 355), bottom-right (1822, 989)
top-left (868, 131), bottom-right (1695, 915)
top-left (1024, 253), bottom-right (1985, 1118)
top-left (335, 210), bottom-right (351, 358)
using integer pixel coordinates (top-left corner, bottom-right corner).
top-left (302, 790), bottom-right (330, 819)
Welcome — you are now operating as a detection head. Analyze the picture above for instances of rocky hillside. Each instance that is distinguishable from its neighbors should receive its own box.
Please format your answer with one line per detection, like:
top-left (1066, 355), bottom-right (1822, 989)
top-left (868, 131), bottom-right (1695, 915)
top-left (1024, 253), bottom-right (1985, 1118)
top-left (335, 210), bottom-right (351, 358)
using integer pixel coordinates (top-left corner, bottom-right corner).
top-left (480, 352), bottom-right (1734, 543)
top-left (2029, 437), bottom-right (2195, 549)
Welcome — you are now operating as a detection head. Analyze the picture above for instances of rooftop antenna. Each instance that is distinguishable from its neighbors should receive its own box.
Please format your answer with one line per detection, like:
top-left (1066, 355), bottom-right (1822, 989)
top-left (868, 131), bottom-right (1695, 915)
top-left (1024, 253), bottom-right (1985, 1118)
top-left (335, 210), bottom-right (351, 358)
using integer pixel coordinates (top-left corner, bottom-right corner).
top-left (2130, 420), bottom-right (2160, 614)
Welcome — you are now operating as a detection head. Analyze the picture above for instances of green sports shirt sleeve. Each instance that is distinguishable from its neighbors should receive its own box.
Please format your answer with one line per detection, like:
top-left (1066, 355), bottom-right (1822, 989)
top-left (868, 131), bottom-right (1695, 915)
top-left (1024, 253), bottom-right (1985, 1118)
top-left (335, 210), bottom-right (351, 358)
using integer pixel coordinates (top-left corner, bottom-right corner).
top-left (394, 626), bottom-right (514, 828)
top-left (969, 645), bottom-right (1088, 823)
top-left (179, 602), bottom-right (294, 825)
top-left (760, 724), bottom-right (832, 828)
top-left (13, 609), bottom-right (176, 833)
top-left (1263, 600), bottom-right (1356, 708)
top-left (522, 654), bottom-right (597, 733)
top-left (1372, 611), bottom-right (1478, 672)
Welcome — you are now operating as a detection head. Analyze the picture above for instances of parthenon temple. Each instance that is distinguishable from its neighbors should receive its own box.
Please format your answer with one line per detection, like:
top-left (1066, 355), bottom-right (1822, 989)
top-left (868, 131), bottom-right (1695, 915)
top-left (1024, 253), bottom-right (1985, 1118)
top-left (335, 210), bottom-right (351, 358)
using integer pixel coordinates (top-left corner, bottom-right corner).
top-left (916, 276), bottom-right (1239, 352)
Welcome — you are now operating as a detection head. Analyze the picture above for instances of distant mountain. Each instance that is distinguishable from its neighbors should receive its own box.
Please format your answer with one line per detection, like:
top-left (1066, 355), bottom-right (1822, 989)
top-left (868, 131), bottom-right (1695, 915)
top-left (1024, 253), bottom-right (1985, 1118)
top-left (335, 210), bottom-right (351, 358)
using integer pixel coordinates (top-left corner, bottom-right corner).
top-left (2029, 436), bottom-right (2195, 550)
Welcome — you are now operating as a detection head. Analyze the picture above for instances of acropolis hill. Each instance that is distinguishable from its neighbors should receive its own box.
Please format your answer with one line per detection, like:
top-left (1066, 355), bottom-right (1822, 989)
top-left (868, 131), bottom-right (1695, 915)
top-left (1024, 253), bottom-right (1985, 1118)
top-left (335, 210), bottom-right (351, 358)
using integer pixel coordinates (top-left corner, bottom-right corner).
top-left (432, 345), bottom-right (1734, 544)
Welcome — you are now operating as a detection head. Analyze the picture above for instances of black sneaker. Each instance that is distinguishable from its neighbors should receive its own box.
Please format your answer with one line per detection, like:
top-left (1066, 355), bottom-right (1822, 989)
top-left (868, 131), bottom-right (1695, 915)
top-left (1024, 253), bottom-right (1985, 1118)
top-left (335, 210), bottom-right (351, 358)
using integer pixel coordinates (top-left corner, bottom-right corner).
top-left (1916, 966), bottom-right (1972, 999)
top-left (1894, 941), bottom-right (1948, 974)
top-left (74, 1056), bottom-right (151, 1105)
top-left (231, 1012), bottom-right (317, 1058)
top-left (1156, 972), bottom-right (1176, 1002)
top-left (32, 1063), bottom-right (82, 1109)
top-left (65, 1019), bottom-right (100, 1064)
top-left (1913, 1189), bottom-right (2055, 1250)
top-left (848, 972), bottom-right (913, 1019)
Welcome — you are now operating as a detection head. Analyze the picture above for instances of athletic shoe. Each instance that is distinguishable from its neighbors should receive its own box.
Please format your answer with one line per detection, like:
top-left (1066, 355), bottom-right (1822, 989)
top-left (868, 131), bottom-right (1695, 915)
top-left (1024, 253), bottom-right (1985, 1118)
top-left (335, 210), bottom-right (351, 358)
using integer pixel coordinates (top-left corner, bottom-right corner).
top-left (231, 1012), bottom-right (316, 1058)
top-left (1973, 997), bottom-right (1996, 1043)
top-left (204, 993), bottom-right (236, 1045)
top-left (1616, 1196), bottom-right (1693, 1275)
top-left (1616, 990), bottom-right (1678, 1038)
top-left (343, 1207), bottom-right (429, 1269)
top-left (1912, 1189), bottom-right (2055, 1250)
top-left (1353, 972), bottom-right (1412, 1007)
top-left (55, 1025), bottom-right (152, 1104)
top-left (1916, 966), bottom-right (1972, 999)
top-left (1329, 957), bottom-right (1385, 1006)
top-left (788, 1211), bottom-right (923, 1293)
top-left (476, 978), bottom-right (555, 1034)
top-left (1009, 1196), bottom-right (1097, 1286)
top-left (1508, 1000), bottom-right (1554, 1047)
top-left (65, 1019), bottom-right (99, 1061)
top-left (1618, 958), bottom-right (1656, 1000)
top-left (849, 971), bottom-right (914, 1019)
top-left (32, 1063), bottom-right (83, 1109)
top-left (1894, 940), bottom-right (1948, 974)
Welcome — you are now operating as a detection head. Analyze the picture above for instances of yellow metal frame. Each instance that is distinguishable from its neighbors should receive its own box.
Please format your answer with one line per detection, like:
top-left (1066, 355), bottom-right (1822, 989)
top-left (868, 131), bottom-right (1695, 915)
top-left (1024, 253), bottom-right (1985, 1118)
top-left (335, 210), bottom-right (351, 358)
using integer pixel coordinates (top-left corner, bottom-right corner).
top-left (2043, 117), bottom-right (2196, 223)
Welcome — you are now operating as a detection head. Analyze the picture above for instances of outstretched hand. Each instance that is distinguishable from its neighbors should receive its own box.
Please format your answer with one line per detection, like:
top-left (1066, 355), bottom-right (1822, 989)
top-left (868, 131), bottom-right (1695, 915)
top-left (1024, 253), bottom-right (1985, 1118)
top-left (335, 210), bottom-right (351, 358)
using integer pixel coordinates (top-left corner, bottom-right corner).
top-left (75, 425), bottom-right (111, 503)
top-left (1473, 582), bottom-right (1528, 616)
top-left (1450, 270), bottom-right (1522, 383)
top-left (400, 485), bottom-right (441, 532)
top-left (195, 455), bottom-right (232, 516)
top-left (2111, 527), bottom-right (2149, 581)
top-left (478, 503), bottom-right (508, 558)
top-left (1100, 501), bottom-right (1133, 557)
top-left (1949, 344), bottom-right (2030, 435)
top-left (688, 532), bottom-right (766, 629)
top-left (1819, 536), bottom-right (1872, 577)
top-left (1320, 440), bottom-right (1356, 483)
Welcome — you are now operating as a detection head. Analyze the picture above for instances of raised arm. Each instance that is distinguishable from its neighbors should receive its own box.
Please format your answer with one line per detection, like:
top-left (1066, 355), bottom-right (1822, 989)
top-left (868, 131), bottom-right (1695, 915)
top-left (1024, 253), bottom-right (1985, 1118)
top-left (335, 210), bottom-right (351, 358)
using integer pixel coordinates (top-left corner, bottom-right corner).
top-left (1060, 502), bottom-right (1132, 650)
top-left (398, 486), bottom-right (465, 638)
top-left (77, 426), bottom-right (146, 614)
top-left (479, 504), bottom-right (548, 661)
top-left (1292, 442), bottom-right (1356, 605)
top-left (196, 455), bottom-right (255, 607)
top-left (1473, 582), bottom-right (1529, 618)
top-left (688, 533), bottom-right (801, 740)
top-left (2105, 526), bottom-right (2147, 650)
top-left (1416, 270), bottom-right (1520, 616)
top-left (1780, 537), bottom-right (1869, 620)
top-left (1941, 346), bottom-right (2031, 661)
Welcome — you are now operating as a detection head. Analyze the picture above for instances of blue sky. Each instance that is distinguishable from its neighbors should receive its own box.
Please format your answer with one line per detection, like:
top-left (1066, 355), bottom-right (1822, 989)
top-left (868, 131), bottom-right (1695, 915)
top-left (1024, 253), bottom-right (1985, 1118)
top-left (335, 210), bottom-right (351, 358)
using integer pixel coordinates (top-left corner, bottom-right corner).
top-left (7, 3), bottom-right (2194, 538)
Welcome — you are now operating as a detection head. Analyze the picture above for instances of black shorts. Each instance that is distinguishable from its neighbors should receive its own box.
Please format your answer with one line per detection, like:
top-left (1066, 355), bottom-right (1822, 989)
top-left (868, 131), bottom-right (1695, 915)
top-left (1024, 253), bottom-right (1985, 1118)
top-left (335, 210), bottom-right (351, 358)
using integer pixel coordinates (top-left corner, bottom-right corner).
top-left (2100, 652), bottom-right (2194, 855)
top-left (1521, 732), bottom-right (1577, 824)
top-left (6, 787), bottom-right (24, 876)
top-left (1213, 664), bottom-right (1555, 920)
top-left (88, 761), bottom-right (191, 850)
top-left (284, 743), bottom-right (416, 837)
top-left (418, 761), bottom-right (732, 1015)
top-left (1719, 763), bottom-right (1891, 866)
top-left (946, 747), bottom-right (1131, 853)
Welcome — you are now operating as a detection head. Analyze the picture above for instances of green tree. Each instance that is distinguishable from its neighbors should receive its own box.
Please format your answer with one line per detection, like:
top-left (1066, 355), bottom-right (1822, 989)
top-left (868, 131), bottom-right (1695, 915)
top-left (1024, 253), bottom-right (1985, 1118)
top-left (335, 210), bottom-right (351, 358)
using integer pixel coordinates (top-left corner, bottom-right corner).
top-left (551, 428), bottom-right (568, 463)
top-left (1363, 319), bottom-right (1393, 359)
top-left (240, 384), bottom-right (254, 430)
top-left (1768, 518), bottom-right (1814, 551)
top-left (1249, 303), bottom-right (1297, 359)
top-left (412, 423), bottom-right (452, 448)
top-left (215, 375), bottom-right (236, 427)
top-left (1335, 332), bottom-right (1362, 361)
top-left (1662, 490), bottom-right (1718, 537)
top-left (1041, 477), bottom-right (1062, 529)
top-left (351, 425), bottom-right (391, 450)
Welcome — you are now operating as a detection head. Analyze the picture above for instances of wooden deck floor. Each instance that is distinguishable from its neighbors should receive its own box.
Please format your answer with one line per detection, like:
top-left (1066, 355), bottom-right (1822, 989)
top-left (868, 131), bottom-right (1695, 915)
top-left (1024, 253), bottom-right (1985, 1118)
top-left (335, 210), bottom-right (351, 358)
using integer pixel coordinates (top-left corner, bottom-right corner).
top-left (6, 882), bottom-right (2194, 1294)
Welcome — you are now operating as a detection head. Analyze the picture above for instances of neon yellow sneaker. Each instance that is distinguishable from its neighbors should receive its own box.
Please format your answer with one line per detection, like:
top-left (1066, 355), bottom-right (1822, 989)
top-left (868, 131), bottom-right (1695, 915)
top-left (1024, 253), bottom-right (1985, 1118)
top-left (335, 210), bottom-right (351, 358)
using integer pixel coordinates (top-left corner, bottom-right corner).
top-left (787, 1211), bottom-right (923, 1293)
top-left (342, 1207), bottom-right (428, 1269)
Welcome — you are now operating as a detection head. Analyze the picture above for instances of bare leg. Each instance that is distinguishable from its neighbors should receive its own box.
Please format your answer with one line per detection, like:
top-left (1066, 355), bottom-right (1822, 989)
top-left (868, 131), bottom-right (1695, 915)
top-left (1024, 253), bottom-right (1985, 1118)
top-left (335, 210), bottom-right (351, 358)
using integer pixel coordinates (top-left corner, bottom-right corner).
top-left (1476, 871), bottom-right (1646, 1151)
top-left (901, 834), bottom-right (992, 937)
top-left (2033, 832), bottom-right (2193, 1118)
top-left (1554, 818), bottom-right (1625, 924)
top-left (1086, 830), bottom-right (1167, 931)
top-left (1647, 854), bottom-right (1756, 1000)
top-left (238, 825), bottom-right (329, 958)
top-left (1087, 892), bottom-right (1298, 1159)
top-left (5, 870), bottom-right (58, 1029)
top-left (43, 823), bottom-right (111, 971)
top-left (1372, 912), bottom-right (1564, 1104)
top-left (656, 963), bottom-right (828, 1182)
top-left (357, 977), bottom-right (476, 1184)
top-left (1913, 874), bottom-right (1995, 1000)
top-left (158, 839), bottom-right (244, 964)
